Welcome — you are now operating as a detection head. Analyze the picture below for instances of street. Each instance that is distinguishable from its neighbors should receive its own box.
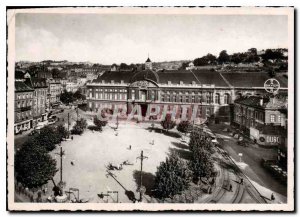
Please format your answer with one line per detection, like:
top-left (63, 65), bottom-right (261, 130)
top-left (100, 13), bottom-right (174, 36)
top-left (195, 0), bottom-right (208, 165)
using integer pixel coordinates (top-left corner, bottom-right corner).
top-left (209, 123), bottom-right (287, 198)
top-left (14, 106), bottom-right (90, 150)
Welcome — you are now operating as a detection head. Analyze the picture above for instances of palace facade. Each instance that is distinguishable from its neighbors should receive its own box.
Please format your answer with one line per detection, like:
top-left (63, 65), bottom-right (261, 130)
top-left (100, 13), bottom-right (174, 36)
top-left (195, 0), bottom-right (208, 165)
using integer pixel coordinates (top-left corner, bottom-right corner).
top-left (86, 58), bottom-right (288, 123)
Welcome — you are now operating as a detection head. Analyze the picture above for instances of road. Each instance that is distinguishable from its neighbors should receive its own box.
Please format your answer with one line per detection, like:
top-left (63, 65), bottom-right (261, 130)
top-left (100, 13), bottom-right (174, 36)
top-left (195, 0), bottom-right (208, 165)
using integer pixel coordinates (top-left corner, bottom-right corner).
top-left (209, 123), bottom-right (287, 197)
top-left (14, 106), bottom-right (91, 150)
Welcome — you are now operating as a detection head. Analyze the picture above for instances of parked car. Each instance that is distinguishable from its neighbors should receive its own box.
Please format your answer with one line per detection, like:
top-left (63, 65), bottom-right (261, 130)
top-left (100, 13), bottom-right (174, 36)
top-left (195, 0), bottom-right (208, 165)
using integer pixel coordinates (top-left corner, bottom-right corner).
top-left (237, 140), bottom-right (249, 147)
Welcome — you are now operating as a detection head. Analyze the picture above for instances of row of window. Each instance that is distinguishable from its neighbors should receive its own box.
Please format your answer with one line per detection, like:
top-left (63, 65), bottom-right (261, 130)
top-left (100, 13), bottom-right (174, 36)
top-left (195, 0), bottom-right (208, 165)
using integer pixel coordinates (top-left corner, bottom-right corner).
top-left (16, 93), bottom-right (33, 100)
top-left (89, 88), bottom-right (127, 93)
top-left (90, 92), bottom-right (128, 100)
top-left (89, 88), bottom-right (231, 104)
top-left (34, 89), bottom-right (47, 97)
top-left (16, 111), bottom-right (32, 121)
top-left (16, 100), bottom-right (32, 108)
top-left (270, 114), bottom-right (281, 123)
top-left (88, 101), bottom-right (214, 117)
top-left (235, 106), bottom-right (264, 121)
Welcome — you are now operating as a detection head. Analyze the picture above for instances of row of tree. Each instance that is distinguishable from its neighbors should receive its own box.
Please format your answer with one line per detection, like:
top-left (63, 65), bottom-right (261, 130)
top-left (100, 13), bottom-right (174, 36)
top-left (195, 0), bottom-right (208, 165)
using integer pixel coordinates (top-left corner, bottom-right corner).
top-left (60, 89), bottom-right (86, 105)
top-left (154, 117), bottom-right (215, 199)
top-left (181, 48), bottom-right (287, 68)
top-left (15, 125), bottom-right (69, 189)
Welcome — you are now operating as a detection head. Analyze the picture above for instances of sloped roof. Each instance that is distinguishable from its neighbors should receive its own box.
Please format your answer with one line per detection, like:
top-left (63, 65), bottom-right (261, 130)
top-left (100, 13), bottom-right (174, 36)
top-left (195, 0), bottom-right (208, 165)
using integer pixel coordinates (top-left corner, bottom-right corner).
top-left (235, 96), bottom-right (269, 109)
top-left (15, 70), bottom-right (25, 79)
top-left (93, 70), bottom-right (133, 83)
top-left (221, 72), bottom-right (288, 88)
top-left (235, 95), bottom-right (287, 110)
top-left (15, 81), bottom-right (34, 92)
top-left (130, 69), bottom-right (159, 84)
top-left (91, 69), bottom-right (288, 88)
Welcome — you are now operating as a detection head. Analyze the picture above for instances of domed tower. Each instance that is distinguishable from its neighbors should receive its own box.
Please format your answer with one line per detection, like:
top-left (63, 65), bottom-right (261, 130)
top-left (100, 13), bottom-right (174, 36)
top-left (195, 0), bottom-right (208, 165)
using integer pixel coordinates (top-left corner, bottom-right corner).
top-left (145, 55), bottom-right (153, 70)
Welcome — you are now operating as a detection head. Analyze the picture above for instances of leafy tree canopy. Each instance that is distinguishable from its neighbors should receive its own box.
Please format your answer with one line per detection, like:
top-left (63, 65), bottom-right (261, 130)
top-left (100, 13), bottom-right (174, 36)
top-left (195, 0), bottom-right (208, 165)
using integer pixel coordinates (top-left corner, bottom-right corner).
top-left (15, 142), bottom-right (57, 189)
top-left (161, 114), bottom-right (176, 131)
top-left (153, 152), bottom-right (191, 199)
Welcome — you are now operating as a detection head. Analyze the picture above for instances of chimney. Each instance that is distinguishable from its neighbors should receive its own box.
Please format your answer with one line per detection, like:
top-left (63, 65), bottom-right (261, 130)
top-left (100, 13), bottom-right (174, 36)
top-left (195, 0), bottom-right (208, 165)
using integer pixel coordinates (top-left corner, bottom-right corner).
top-left (121, 80), bottom-right (124, 84)
top-left (168, 81), bottom-right (172, 85)
top-left (111, 80), bottom-right (114, 84)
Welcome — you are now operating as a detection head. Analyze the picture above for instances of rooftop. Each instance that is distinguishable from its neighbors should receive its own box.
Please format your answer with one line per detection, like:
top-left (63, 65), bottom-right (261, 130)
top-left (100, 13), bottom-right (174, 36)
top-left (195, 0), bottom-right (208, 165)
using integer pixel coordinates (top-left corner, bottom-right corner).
top-left (15, 81), bottom-right (34, 92)
top-left (90, 69), bottom-right (288, 89)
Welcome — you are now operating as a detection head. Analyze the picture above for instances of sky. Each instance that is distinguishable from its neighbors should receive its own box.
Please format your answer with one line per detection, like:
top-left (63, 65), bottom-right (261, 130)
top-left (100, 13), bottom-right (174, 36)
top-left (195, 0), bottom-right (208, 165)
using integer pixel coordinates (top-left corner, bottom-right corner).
top-left (15, 13), bottom-right (288, 65)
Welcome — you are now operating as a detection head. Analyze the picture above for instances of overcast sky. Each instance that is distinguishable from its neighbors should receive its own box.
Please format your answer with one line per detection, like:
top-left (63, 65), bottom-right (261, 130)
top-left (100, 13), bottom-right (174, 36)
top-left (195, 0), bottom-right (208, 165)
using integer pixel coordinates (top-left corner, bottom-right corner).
top-left (15, 13), bottom-right (288, 64)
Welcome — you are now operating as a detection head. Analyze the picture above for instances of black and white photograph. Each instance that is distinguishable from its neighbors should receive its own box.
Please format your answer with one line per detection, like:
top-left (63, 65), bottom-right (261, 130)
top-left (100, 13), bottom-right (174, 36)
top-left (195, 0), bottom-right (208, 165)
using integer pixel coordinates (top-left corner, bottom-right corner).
top-left (6, 7), bottom-right (294, 211)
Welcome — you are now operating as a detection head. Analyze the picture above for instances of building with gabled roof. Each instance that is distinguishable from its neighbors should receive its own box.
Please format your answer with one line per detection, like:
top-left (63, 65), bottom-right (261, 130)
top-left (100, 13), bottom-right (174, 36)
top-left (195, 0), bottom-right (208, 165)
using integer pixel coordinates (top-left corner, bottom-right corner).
top-left (233, 95), bottom-right (287, 146)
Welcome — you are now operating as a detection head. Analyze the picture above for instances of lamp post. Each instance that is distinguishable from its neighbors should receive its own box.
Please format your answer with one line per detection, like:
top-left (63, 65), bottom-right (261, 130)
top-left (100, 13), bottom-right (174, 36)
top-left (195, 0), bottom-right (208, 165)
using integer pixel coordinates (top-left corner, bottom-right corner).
top-left (136, 150), bottom-right (148, 202)
top-left (55, 146), bottom-right (65, 186)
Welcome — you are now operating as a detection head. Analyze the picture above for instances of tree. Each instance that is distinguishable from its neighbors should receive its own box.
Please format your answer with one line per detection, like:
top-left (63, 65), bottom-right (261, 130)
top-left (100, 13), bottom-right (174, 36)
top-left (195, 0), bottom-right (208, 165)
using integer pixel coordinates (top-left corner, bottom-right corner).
top-left (188, 147), bottom-right (215, 182)
top-left (71, 118), bottom-right (87, 135)
top-left (77, 118), bottom-right (87, 129)
top-left (248, 48), bottom-right (258, 56)
top-left (204, 53), bottom-right (217, 64)
top-left (57, 124), bottom-right (69, 140)
top-left (193, 57), bottom-right (208, 66)
top-left (161, 114), bottom-right (176, 132)
top-left (31, 126), bottom-right (61, 151)
top-left (189, 130), bottom-right (213, 153)
top-left (180, 62), bottom-right (189, 70)
top-left (51, 68), bottom-right (60, 78)
top-left (73, 88), bottom-right (85, 100)
top-left (94, 115), bottom-right (107, 128)
top-left (153, 152), bottom-right (191, 199)
top-left (60, 90), bottom-right (74, 105)
top-left (15, 142), bottom-right (57, 189)
top-left (230, 53), bottom-right (243, 64)
top-left (218, 50), bottom-right (230, 64)
top-left (177, 121), bottom-right (192, 134)
top-left (261, 49), bottom-right (284, 61)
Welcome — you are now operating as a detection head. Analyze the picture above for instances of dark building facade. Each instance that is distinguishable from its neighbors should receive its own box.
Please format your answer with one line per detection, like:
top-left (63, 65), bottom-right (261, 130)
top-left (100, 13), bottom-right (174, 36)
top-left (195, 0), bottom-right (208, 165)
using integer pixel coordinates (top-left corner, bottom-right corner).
top-left (233, 95), bottom-right (287, 146)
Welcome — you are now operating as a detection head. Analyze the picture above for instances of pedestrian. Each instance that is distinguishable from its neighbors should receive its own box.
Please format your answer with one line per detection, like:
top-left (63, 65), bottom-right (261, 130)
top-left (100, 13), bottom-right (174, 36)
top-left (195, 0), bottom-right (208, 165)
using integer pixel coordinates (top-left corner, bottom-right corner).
top-left (271, 193), bottom-right (275, 201)
top-left (71, 136), bottom-right (73, 140)
top-left (129, 145), bottom-right (131, 150)
top-left (240, 178), bottom-right (244, 185)
top-left (229, 184), bottom-right (233, 192)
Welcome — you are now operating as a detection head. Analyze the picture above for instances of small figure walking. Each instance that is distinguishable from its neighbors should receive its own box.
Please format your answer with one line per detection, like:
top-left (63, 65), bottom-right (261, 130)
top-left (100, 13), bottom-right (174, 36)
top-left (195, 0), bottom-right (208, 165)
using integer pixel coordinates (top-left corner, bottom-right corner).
top-left (129, 145), bottom-right (131, 150)
top-left (229, 184), bottom-right (233, 192)
top-left (240, 178), bottom-right (244, 185)
top-left (271, 193), bottom-right (275, 201)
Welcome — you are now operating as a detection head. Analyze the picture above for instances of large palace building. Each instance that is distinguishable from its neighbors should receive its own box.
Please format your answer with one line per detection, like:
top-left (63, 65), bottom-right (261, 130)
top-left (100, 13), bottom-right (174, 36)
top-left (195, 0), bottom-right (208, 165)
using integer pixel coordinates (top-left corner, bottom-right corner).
top-left (86, 58), bottom-right (288, 123)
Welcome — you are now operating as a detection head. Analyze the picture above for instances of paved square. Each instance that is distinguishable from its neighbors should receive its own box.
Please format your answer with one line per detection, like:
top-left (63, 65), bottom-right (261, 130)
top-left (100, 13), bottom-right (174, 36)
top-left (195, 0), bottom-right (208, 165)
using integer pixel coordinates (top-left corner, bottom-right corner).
top-left (50, 122), bottom-right (181, 202)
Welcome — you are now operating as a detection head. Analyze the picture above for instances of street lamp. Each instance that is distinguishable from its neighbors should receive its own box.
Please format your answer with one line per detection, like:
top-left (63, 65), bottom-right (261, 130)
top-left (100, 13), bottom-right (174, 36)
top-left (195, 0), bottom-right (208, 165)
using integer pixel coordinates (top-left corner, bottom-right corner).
top-left (136, 150), bottom-right (148, 202)
top-left (55, 146), bottom-right (66, 189)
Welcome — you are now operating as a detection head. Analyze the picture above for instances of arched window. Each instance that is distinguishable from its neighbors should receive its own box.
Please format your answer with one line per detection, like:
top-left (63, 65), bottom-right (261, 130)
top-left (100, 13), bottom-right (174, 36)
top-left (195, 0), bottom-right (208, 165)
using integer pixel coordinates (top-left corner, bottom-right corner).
top-left (224, 93), bottom-right (231, 104)
top-left (215, 93), bottom-right (220, 104)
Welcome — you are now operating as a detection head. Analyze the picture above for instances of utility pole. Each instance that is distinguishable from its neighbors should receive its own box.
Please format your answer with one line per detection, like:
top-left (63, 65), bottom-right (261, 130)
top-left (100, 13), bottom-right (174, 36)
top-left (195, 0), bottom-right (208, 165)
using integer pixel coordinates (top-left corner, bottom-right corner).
top-left (136, 150), bottom-right (148, 202)
top-left (67, 113), bottom-right (70, 132)
top-left (116, 115), bottom-right (119, 129)
top-left (55, 146), bottom-right (65, 184)
top-left (76, 107), bottom-right (79, 122)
